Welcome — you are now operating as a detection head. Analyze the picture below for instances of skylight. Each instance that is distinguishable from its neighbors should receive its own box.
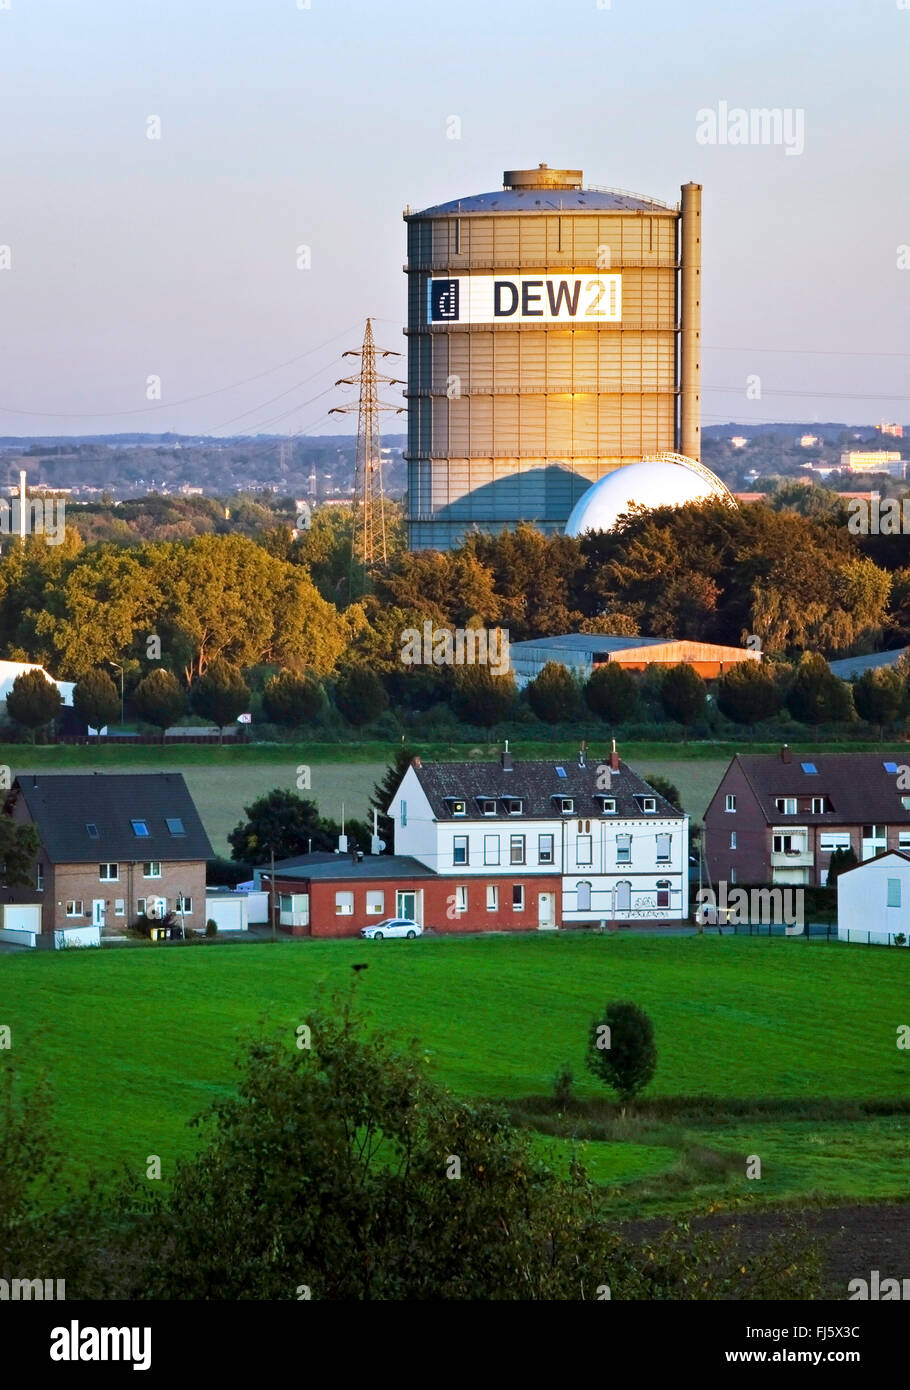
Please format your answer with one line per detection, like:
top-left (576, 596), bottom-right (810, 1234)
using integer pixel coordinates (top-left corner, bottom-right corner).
top-left (86, 822), bottom-right (99, 839)
top-left (131, 819), bottom-right (150, 837)
top-left (884, 761), bottom-right (899, 774)
top-left (556, 766), bottom-right (567, 778)
top-left (165, 817), bottom-right (185, 836)
top-left (801, 762), bottom-right (818, 775)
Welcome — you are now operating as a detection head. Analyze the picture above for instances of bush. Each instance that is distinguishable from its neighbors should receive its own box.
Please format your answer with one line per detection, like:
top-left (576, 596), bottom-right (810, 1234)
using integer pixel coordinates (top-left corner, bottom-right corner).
top-left (587, 1001), bottom-right (657, 1105)
top-left (205, 919), bottom-right (218, 938)
top-left (552, 1063), bottom-right (574, 1110)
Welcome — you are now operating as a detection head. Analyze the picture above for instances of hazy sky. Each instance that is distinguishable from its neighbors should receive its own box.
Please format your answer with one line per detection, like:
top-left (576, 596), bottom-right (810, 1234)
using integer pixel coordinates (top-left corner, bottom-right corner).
top-left (0, 0), bottom-right (907, 438)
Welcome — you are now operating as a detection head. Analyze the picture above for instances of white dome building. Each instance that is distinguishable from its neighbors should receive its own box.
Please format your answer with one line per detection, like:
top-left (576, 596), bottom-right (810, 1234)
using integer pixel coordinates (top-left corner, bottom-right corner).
top-left (565, 452), bottom-right (734, 536)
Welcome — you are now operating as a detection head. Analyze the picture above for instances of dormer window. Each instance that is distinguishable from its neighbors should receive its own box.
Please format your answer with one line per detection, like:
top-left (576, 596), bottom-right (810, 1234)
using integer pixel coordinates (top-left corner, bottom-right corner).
top-left (600, 798), bottom-right (616, 814)
top-left (558, 797), bottom-right (574, 814)
top-left (502, 797), bottom-right (523, 815)
top-left (478, 798), bottom-right (497, 816)
top-left (775, 797), bottom-right (797, 815)
top-left (450, 799), bottom-right (467, 817)
top-left (640, 797), bottom-right (656, 813)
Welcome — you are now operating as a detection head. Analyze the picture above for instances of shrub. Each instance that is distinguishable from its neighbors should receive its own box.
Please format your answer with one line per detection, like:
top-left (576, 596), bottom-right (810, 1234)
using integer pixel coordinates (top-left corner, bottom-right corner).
top-left (205, 919), bottom-right (218, 938)
top-left (587, 1001), bottom-right (657, 1104)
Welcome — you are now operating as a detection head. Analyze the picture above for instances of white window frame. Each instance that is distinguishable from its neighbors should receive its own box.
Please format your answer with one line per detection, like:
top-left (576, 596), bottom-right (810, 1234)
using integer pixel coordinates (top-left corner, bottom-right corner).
top-left (366, 890), bottom-right (384, 916)
top-left (775, 797), bottom-right (797, 815)
top-left (335, 891), bottom-right (354, 916)
top-left (453, 835), bottom-right (469, 866)
top-left (538, 833), bottom-right (554, 864)
top-left (114, 898), bottom-right (125, 917)
top-left (656, 833), bottom-right (671, 862)
top-left (725, 794), bottom-right (736, 813)
top-left (455, 885), bottom-right (468, 914)
top-left (483, 834), bottom-right (500, 866)
top-left (99, 863), bottom-right (119, 882)
top-left (143, 862), bottom-right (162, 879)
top-left (65, 900), bottom-right (84, 918)
top-left (616, 834), bottom-right (632, 864)
top-left (510, 834), bottom-right (526, 866)
top-left (485, 884), bottom-right (498, 912)
top-left (175, 895), bottom-right (192, 915)
top-left (576, 881), bottom-right (592, 912)
top-left (512, 884), bottom-right (525, 911)
top-left (576, 834), bottom-right (593, 866)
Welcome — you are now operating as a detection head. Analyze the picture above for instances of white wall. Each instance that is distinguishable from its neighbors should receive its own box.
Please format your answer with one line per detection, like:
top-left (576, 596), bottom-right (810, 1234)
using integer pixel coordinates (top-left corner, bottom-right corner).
top-left (838, 855), bottom-right (910, 945)
top-left (205, 896), bottom-right (248, 932)
top-left (54, 924), bottom-right (101, 949)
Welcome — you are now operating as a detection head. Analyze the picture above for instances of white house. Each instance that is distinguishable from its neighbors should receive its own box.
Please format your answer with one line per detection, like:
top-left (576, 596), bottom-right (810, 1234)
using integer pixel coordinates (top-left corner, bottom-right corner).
top-left (837, 850), bottom-right (910, 946)
top-left (389, 744), bottom-right (689, 925)
top-left (0, 659), bottom-right (74, 707)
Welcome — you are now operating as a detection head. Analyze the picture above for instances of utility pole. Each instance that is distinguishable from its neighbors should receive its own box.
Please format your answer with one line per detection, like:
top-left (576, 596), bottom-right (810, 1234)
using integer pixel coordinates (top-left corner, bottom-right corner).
top-left (329, 319), bottom-right (405, 595)
top-left (270, 845), bottom-right (277, 942)
top-left (107, 661), bottom-right (124, 726)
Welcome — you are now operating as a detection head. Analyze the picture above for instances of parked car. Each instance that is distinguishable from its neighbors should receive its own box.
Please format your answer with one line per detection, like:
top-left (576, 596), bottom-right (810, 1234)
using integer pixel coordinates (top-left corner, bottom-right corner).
top-left (360, 917), bottom-right (423, 940)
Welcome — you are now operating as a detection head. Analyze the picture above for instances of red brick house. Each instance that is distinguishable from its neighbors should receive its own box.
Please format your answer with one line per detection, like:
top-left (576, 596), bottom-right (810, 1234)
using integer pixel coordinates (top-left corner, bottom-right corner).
top-left (263, 852), bottom-right (560, 937)
top-left (705, 748), bottom-right (910, 888)
top-left (0, 772), bottom-right (213, 934)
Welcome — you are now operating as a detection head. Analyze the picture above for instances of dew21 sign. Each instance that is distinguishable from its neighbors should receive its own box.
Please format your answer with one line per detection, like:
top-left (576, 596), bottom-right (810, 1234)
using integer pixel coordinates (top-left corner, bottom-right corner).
top-left (428, 274), bottom-right (622, 324)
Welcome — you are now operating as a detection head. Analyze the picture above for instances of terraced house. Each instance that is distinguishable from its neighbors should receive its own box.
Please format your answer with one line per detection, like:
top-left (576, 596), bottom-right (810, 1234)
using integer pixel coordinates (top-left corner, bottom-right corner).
top-left (705, 749), bottom-right (910, 888)
top-left (0, 772), bottom-right (212, 936)
top-left (391, 745), bottom-right (689, 926)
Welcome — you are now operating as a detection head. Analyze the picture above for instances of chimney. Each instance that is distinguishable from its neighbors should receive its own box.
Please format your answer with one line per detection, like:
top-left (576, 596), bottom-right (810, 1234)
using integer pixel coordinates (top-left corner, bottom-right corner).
top-left (609, 737), bottom-right (620, 772)
top-left (411, 755), bottom-right (421, 769)
top-left (781, 744), bottom-right (792, 764)
top-left (501, 738), bottom-right (513, 773)
top-left (578, 740), bottom-right (586, 770)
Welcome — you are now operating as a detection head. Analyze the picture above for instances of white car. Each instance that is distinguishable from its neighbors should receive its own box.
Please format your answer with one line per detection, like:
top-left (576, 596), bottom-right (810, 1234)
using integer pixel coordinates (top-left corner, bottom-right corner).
top-left (360, 917), bottom-right (423, 940)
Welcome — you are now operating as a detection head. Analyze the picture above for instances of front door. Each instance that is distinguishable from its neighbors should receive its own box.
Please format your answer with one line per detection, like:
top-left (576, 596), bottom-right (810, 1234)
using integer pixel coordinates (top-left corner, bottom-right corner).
top-left (92, 899), bottom-right (106, 928)
top-left (396, 890), bottom-right (419, 924)
top-left (538, 891), bottom-right (555, 929)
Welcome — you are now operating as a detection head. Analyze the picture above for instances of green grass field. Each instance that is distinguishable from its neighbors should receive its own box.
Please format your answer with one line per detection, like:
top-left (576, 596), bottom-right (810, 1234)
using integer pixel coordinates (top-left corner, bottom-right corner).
top-left (2, 932), bottom-right (908, 1218)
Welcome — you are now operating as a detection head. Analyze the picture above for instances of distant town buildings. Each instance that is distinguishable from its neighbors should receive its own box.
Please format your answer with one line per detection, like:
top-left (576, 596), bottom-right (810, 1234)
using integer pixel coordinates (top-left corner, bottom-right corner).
top-left (730, 436), bottom-right (748, 448)
top-left (508, 634), bottom-right (759, 688)
top-left (841, 450), bottom-right (906, 478)
top-left (877, 422), bottom-right (903, 440)
top-left (799, 434), bottom-right (821, 448)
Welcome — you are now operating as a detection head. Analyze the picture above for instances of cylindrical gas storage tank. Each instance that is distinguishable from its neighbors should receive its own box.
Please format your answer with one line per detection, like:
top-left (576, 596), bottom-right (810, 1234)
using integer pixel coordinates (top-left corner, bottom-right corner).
top-left (403, 164), bottom-right (701, 550)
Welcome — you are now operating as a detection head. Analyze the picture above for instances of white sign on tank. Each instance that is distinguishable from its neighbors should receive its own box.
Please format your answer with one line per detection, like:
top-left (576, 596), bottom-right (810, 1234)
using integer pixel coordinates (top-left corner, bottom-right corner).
top-left (428, 273), bottom-right (622, 325)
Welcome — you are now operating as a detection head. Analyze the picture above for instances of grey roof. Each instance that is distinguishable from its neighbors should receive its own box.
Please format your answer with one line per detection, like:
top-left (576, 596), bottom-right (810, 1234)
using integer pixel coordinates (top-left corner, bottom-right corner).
top-left (410, 757), bottom-right (683, 822)
top-left (828, 649), bottom-right (907, 679)
top-left (410, 189), bottom-right (672, 216)
top-left (269, 855), bottom-right (435, 883)
top-left (733, 753), bottom-right (910, 826)
top-left (510, 634), bottom-right (666, 655)
top-left (10, 773), bottom-right (213, 863)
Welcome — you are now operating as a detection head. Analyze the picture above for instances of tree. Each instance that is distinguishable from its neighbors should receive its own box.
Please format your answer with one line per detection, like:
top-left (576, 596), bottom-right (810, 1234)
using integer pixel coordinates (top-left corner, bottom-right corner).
top-left (586, 1001), bottom-right (657, 1105)
top-left (0, 817), bottom-right (40, 888)
top-left (72, 668), bottom-right (121, 731)
top-left (333, 665), bottom-right (389, 728)
top-left (526, 662), bottom-right (580, 724)
top-left (452, 667), bottom-right (517, 727)
top-left (5, 670), bottom-right (62, 741)
top-left (369, 746), bottom-right (418, 854)
top-left (131, 669), bottom-right (186, 739)
top-left (659, 663), bottom-right (706, 734)
top-left (716, 661), bottom-right (782, 732)
top-left (584, 664), bottom-right (638, 728)
top-left (261, 671), bottom-right (324, 727)
top-left (228, 788), bottom-right (342, 865)
top-left (852, 666), bottom-right (905, 737)
top-left (826, 845), bottom-right (858, 885)
top-left (786, 652), bottom-right (853, 725)
top-left (190, 661), bottom-right (250, 742)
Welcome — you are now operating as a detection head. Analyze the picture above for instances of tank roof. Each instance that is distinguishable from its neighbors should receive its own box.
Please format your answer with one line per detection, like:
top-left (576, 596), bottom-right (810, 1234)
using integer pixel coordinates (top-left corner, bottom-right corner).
top-left (409, 186), bottom-right (675, 216)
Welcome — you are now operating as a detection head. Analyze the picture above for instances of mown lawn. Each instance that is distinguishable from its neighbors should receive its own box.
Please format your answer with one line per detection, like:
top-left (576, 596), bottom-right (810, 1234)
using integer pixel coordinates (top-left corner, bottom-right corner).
top-left (1, 932), bottom-right (907, 1218)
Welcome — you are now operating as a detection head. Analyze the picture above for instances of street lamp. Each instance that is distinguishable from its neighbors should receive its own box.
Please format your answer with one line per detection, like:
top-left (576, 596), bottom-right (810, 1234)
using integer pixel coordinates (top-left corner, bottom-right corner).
top-left (107, 660), bottom-right (124, 726)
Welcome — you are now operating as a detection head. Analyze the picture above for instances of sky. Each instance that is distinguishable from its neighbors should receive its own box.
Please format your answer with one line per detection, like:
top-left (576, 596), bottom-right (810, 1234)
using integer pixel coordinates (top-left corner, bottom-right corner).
top-left (0, 0), bottom-right (907, 438)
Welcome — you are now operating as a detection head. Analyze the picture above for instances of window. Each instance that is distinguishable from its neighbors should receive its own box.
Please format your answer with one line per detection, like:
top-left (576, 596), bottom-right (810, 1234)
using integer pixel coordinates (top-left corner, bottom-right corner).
top-left (65, 900), bottom-right (84, 918)
top-left (335, 891), bottom-right (354, 916)
top-left (483, 834), bottom-right (500, 866)
top-left (99, 863), bottom-right (119, 882)
top-left (36, 863), bottom-right (43, 891)
top-left (600, 798), bottom-right (616, 814)
top-left (538, 833), bottom-right (554, 864)
top-left (616, 834), bottom-right (631, 864)
top-left (774, 797), bottom-right (797, 815)
top-left (656, 833), bottom-right (671, 862)
top-left (656, 879), bottom-right (671, 909)
top-left (143, 862), bottom-right (162, 879)
top-left (884, 761), bottom-right (899, 774)
top-left (165, 817), bottom-right (185, 836)
top-left (820, 832), bottom-right (852, 851)
top-left (887, 878), bottom-right (902, 908)
top-left (455, 885), bottom-right (468, 914)
top-left (479, 798), bottom-right (497, 816)
top-left (137, 898), bottom-right (146, 916)
top-left (863, 825), bottom-right (886, 841)
top-left (615, 881), bottom-right (631, 911)
top-left (900, 832), bottom-right (910, 850)
top-left (730, 867), bottom-right (737, 884)
top-left (502, 797), bottom-right (523, 815)
top-left (114, 899), bottom-right (125, 917)
top-left (510, 835), bottom-right (526, 865)
top-left (512, 884), bottom-right (524, 911)
top-left (175, 895), bottom-right (192, 914)
top-left (453, 836), bottom-right (468, 866)
top-left (486, 884), bottom-right (498, 912)
top-left (576, 835), bottom-right (593, 866)
top-left (801, 762), bottom-right (818, 775)
top-left (725, 794), bottom-right (737, 813)
top-left (400, 800), bottom-right (407, 827)
top-left (131, 819), bottom-right (150, 837)
top-left (85, 822), bottom-right (99, 839)
top-left (773, 833), bottom-right (804, 854)
top-left (366, 890), bottom-right (384, 915)
top-left (640, 797), bottom-right (656, 813)
top-left (902, 797), bottom-right (910, 812)
top-left (450, 799), bottom-right (466, 817)
top-left (576, 881), bottom-right (592, 912)
top-left (555, 766), bottom-right (567, 778)
top-left (559, 797), bottom-right (574, 814)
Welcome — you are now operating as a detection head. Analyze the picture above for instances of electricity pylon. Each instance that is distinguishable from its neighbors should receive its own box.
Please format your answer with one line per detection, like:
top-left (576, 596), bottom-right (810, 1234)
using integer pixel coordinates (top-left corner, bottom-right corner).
top-left (329, 318), bottom-right (404, 587)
